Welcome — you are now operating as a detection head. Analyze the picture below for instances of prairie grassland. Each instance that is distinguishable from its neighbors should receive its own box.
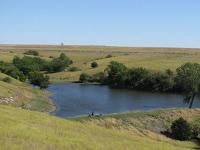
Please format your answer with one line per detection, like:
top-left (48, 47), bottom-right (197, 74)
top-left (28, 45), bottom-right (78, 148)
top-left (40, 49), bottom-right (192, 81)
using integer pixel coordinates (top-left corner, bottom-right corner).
top-left (0, 105), bottom-right (198, 150)
top-left (1, 45), bottom-right (200, 82)
top-left (0, 73), bottom-right (53, 112)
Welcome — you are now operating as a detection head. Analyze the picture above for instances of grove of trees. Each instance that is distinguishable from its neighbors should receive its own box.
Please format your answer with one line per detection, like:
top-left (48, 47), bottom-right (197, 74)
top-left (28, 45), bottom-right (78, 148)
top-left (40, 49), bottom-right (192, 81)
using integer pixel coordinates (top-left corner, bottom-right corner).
top-left (0, 53), bottom-right (72, 89)
top-left (80, 61), bottom-right (200, 108)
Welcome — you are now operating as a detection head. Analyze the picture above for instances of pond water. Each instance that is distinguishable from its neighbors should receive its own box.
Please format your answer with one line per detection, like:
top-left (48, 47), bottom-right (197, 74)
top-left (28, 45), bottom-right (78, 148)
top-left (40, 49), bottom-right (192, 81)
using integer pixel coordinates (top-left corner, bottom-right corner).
top-left (48, 83), bottom-right (200, 117)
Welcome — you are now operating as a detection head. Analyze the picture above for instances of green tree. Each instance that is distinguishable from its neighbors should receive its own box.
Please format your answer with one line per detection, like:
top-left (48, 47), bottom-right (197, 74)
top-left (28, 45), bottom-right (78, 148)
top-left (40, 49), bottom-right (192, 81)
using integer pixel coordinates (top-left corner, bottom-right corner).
top-left (105, 61), bottom-right (128, 87)
top-left (79, 73), bottom-right (93, 83)
top-left (28, 71), bottom-right (49, 89)
top-left (127, 67), bottom-right (151, 90)
top-left (175, 63), bottom-right (200, 108)
top-left (91, 62), bottom-right (98, 68)
top-left (47, 53), bottom-right (72, 72)
top-left (171, 117), bottom-right (192, 141)
top-left (13, 56), bottom-right (47, 75)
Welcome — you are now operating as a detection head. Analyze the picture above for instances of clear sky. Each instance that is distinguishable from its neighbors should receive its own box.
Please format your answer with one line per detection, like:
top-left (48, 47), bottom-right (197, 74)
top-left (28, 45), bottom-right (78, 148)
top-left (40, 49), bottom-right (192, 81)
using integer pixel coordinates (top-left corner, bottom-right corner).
top-left (0, 0), bottom-right (200, 47)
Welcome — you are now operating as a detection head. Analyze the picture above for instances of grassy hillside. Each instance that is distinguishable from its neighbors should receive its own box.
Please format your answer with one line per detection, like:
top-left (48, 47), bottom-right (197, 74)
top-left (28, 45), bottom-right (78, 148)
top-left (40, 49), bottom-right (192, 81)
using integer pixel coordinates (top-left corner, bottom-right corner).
top-left (1, 45), bottom-right (200, 82)
top-left (0, 73), bottom-right (54, 112)
top-left (0, 105), bottom-right (199, 150)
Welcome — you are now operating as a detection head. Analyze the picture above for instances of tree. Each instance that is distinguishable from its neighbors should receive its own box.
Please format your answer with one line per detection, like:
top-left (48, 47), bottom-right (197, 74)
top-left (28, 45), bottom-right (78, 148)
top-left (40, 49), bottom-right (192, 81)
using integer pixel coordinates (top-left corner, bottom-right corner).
top-left (91, 62), bottom-right (98, 68)
top-left (13, 56), bottom-right (47, 75)
top-left (171, 117), bottom-right (192, 141)
top-left (0, 61), bottom-right (26, 82)
top-left (105, 61), bottom-right (128, 87)
top-left (28, 71), bottom-right (49, 89)
top-left (126, 67), bottom-right (151, 90)
top-left (47, 53), bottom-right (72, 73)
top-left (175, 63), bottom-right (200, 108)
top-left (79, 73), bottom-right (93, 83)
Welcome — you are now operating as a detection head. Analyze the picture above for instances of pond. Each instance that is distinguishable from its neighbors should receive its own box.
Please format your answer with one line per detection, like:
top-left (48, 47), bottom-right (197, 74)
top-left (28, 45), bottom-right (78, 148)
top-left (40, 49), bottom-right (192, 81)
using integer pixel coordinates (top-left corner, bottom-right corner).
top-left (48, 83), bottom-right (200, 117)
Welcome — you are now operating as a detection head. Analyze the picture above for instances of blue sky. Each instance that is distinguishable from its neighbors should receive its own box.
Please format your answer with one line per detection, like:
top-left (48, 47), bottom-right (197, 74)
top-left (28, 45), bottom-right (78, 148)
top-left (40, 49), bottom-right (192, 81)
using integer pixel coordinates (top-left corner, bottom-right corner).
top-left (0, 0), bottom-right (200, 47)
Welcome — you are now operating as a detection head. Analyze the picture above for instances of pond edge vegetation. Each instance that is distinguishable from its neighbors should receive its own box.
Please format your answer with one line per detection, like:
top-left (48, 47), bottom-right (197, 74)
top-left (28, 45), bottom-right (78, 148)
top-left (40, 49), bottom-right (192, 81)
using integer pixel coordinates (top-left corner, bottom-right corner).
top-left (79, 61), bottom-right (200, 109)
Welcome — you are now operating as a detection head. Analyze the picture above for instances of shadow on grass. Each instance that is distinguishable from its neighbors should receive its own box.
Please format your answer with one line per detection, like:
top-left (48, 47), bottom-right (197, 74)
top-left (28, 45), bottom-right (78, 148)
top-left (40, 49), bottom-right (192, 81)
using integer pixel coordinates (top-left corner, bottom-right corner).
top-left (161, 131), bottom-right (200, 150)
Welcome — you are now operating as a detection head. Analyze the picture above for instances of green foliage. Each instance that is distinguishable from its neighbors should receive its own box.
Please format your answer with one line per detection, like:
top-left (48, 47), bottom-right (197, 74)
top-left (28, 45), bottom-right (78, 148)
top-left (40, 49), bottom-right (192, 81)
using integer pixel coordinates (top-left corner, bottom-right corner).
top-left (104, 61), bottom-right (175, 91)
top-left (126, 67), bottom-right (151, 90)
top-left (175, 63), bottom-right (200, 108)
top-left (79, 73), bottom-right (93, 83)
top-left (0, 61), bottom-right (26, 81)
top-left (105, 54), bottom-right (112, 58)
top-left (192, 123), bottom-right (200, 137)
top-left (28, 71), bottom-right (49, 89)
top-left (105, 61), bottom-right (128, 87)
top-left (68, 66), bottom-right (81, 72)
top-left (13, 56), bottom-right (47, 75)
top-left (47, 53), bottom-right (72, 73)
top-left (91, 62), bottom-right (98, 68)
top-left (24, 50), bottom-right (39, 56)
top-left (2, 77), bottom-right (11, 83)
top-left (92, 72), bottom-right (105, 83)
top-left (171, 117), bottom-right (193, 141)
top-left (175, 63), bottom-right (200, 93)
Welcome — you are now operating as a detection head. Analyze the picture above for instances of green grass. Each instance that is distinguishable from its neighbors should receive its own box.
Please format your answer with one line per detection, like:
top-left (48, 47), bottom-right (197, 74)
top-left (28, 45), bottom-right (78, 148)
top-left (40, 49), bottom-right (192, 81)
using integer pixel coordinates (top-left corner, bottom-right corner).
top-left (1, 45), bottom-right (200, 82)
top-left (0, 72), bottom-right (54, 112)
top-left (0, 105), bottom-right (199, 150)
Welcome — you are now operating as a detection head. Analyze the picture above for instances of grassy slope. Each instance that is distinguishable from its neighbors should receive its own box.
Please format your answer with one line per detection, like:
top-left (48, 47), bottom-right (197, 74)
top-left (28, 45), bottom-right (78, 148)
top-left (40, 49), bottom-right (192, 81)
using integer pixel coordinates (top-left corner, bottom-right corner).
top-left (0, 73), bottom-right (54, 112)
top-left (1, 45), bottom-right (200, 82)
top-left (73, 108), bottom-right (200, 149)
top-left (0, 105), bottom-right (199, 150)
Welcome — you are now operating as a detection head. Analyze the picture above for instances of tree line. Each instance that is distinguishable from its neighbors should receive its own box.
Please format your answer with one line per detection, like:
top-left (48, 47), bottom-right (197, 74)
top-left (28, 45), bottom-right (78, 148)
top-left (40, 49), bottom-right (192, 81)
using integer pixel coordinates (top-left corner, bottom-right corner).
top-left (80, 61), bottom-right (200, 108)
top-left (0, 52), bottom-right (72, 88)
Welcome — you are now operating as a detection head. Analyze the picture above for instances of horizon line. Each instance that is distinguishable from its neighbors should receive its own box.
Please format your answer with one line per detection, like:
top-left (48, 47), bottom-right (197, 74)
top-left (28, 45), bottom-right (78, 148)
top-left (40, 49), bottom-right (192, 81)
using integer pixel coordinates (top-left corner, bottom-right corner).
top-left (0, 43), bottom-right (200, 49)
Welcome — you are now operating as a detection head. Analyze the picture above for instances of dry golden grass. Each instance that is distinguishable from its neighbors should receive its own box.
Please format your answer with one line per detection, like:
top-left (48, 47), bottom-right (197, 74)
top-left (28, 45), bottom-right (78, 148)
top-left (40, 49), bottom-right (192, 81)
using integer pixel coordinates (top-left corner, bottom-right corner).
top-left (0, 105), bottom-right (198, 150)
top-left (1, 45), bottom-right (200, 82)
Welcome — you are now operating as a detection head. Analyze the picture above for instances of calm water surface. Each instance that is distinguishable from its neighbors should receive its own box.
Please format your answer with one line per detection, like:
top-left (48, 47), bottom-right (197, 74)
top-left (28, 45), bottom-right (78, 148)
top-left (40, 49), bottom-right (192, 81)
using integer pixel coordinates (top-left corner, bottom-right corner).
top-left (48, 83), bottom-right (200, 117)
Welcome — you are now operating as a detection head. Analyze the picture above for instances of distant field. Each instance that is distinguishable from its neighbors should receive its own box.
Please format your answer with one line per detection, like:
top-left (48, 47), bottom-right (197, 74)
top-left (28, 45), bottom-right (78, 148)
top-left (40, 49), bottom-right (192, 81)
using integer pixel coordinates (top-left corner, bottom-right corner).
top-left (0, 105), bottom-right (199, 150)
top-left (1, 44), bottom-right (200, 82)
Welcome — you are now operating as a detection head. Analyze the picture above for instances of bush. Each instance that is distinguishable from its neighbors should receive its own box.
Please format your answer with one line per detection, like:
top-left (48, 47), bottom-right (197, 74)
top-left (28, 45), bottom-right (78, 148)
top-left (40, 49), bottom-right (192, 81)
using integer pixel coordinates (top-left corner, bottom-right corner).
top-left (2, 77), bottom-right (11, 83)
top-left (105, 61), bottom-right (128, 87)
top-left (28, 71), bottom-right (49, 89)
top-left (24, 50), bottom-right (39, 56)
top-left (68, 66), bottom-right (81, 72)
top-left (192, 123), bottom-right (200, 137)
top-left (79, 73), bottom-right (93, 83)
top-left (0, 61), bottom-right (26, 82)
top-left (92, 72), bottom-right (105, 83)
top-left (171, 117), bottom-right (193, 140)
top-left (46, 53), bottom-right (72, 73)
top-left (91, 62), bottom-right (98, 68)
top-left (13, 56), bottom-right (47, 75)
top-left (106, 54), bottom-right (112, 58)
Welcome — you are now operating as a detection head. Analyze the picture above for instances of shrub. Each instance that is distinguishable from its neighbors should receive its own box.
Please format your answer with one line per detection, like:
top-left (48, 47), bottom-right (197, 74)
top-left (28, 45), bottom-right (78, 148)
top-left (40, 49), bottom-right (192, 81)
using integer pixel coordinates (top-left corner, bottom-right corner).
top-left (106, 54), bottom-right (112, 58)
top-left (92, 72), bottom-right (105, 83)
top-left (46, 53), bottom-right (72, 73)
top-left (79, 73), bottom-right (93, 83)
top-left (49, 56), bottom-right (54, 58)
top-left (171, 117), bottom-right (193, 140)
top-left (28, 71), bottom-right (49, 89)
top-left (68, 66), bottom-right (81, 72)
top-left (0, 61), bottom-right (26, 82)
top-left (13, 56), bottom-right (47, 75)
top-left (24, 50), bottom-right (39, 56)
top-left (192, 123), bottom-right (200, 137)
top-left (2, 77), bottom-right (11, 83)
top-left (91, 62), bottom-right (98, 68)
top-left (105, 61), bottom-right (128, 87)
